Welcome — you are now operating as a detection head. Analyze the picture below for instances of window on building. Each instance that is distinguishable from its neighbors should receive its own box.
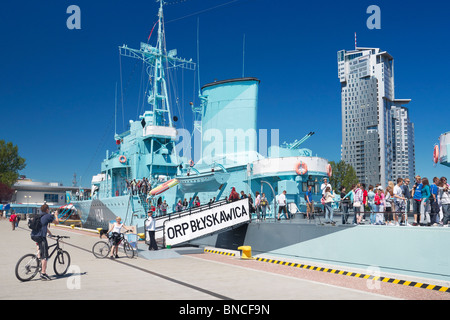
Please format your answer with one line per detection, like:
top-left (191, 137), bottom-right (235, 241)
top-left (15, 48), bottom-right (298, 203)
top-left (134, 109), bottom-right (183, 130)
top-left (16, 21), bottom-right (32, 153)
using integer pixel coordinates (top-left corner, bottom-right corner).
top-left (44, 194), bottom-right (59, 203)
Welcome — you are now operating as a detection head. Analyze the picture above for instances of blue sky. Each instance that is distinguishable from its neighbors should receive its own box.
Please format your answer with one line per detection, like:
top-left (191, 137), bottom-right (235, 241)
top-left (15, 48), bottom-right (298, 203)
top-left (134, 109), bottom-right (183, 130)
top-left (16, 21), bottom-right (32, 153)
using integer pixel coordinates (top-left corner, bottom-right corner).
top-left (1, 0), bottom-right (449, 187)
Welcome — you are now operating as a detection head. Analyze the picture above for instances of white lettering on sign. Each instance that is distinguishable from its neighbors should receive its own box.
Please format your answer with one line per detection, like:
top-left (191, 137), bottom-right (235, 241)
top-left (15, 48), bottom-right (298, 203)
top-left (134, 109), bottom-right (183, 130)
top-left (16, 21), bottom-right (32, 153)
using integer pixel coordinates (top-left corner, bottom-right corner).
top-left (164, 199), bottom-right (250, 246)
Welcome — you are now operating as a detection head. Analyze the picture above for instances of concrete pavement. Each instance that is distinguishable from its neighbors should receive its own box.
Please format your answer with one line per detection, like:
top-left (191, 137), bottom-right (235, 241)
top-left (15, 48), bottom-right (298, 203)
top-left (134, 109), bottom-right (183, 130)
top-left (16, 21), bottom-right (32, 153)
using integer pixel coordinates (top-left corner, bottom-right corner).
top-left (0, 219), bottom-right (399, 302)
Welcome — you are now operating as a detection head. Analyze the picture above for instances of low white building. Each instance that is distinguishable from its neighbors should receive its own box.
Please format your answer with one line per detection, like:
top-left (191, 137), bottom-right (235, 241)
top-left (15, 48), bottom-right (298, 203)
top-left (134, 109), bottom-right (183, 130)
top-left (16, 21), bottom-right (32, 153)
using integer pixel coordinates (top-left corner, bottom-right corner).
top-left (11, 179), bottom-right (89, 214)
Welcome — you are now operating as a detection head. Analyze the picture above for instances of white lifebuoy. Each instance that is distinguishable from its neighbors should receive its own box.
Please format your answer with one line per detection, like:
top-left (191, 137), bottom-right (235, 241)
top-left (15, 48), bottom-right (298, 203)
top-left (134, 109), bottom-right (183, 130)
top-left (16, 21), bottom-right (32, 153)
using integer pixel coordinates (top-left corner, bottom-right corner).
top-left (295, 162), bottom-right (308, 175)
top-left (327, 164), bottom-right (332, 177)
top-left (119, 155), bottom-right (127, 164)
top-left (433, 145), bottom-right (439, 164)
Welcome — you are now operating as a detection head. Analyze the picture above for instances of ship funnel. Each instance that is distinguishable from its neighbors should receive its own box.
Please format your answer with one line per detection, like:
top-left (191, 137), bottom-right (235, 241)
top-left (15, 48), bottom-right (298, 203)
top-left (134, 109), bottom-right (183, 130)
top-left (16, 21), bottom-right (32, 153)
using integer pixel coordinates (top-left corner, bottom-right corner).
top-left (200, 78), bottom-right (261, 166)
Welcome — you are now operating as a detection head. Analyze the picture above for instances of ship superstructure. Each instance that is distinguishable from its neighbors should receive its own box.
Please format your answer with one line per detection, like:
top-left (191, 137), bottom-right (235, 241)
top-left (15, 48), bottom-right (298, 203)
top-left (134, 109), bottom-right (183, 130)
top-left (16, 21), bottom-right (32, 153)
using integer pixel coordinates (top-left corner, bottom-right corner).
top-left (72, 0), bottom-right (331, 233)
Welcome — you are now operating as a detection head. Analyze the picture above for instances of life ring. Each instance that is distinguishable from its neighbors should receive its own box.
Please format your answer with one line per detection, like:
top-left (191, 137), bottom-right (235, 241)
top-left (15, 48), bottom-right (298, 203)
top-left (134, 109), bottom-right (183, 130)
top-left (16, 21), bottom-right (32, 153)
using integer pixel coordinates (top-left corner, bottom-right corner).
top-left (189, 160), bottom-right (194, 167)
top-left (119, 155), bottom-right (127, 164)
top-left (327, 164), bottom-right (332, 177)
top-left (295, 162), bottom-right (308, 175)
top-left (433, 145), bottom-right (439, 164)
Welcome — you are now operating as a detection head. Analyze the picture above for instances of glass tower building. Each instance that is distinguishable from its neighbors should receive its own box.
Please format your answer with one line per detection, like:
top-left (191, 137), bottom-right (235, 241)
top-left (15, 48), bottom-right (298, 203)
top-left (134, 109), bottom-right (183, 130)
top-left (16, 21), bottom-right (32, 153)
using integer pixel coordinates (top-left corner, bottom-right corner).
top-left (337, 47), bottom-right (415, 187)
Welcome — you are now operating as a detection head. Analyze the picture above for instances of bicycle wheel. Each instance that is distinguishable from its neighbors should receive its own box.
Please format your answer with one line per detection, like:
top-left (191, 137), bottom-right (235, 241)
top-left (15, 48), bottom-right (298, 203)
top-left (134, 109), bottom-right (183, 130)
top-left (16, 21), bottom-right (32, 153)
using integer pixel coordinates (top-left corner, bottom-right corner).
top-left (123, 240), bottom-right (135, 259)
top-left (54, 250), bottom-right (71, 276)
top-left (92, 241), bottom-right (110, 259)
top-left (15, 254), bottom-right (40, 282)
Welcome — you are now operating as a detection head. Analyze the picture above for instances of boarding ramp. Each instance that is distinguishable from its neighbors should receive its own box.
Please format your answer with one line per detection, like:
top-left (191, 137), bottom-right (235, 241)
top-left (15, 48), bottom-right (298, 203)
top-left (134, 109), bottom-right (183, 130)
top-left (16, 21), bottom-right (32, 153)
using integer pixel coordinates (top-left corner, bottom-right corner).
top-left (148, 199), bottom-right (251, 247)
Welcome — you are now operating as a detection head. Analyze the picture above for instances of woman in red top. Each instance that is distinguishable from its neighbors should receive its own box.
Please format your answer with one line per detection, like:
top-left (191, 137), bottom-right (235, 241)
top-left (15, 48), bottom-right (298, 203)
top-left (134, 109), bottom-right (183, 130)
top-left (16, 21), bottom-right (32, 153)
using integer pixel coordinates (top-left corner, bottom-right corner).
top-left (229, 187), bottom-right (240, 202)
top-left (9, 211), bottom-right (17, 231)
top-left (362, 184), bottom-right (368, 221)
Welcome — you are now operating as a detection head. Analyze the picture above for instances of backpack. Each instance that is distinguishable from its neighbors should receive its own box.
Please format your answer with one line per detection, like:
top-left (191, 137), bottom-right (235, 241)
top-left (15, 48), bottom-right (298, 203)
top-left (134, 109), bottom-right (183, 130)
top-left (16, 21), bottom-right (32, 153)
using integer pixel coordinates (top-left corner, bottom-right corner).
top-left (28, 214), bottom-right (43, 232)
top-left (374, 194), bottom-right (381, 205)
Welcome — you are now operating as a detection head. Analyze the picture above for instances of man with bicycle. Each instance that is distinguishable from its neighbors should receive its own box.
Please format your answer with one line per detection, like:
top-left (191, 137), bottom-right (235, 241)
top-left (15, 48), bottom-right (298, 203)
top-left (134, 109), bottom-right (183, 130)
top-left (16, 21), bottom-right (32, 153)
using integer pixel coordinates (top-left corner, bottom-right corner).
top-left (30, 204), bottom-right (59, 280)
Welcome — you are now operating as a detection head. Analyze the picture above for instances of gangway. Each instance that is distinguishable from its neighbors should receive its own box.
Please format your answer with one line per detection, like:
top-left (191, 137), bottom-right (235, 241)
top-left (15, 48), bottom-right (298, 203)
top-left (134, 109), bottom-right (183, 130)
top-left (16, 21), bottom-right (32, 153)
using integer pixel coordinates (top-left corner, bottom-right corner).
top-left (148, 198), bottom-right (251, 247)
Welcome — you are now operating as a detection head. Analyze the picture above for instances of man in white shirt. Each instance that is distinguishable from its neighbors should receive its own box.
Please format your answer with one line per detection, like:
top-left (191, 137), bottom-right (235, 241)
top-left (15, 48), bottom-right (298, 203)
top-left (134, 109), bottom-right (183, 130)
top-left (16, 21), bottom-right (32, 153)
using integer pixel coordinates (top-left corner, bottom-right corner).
top-left (440, 178), bottom-right (450, 226)
top-left (393, 178), bottom-right (406, 225)
top-left (255, 191), bottom-right (261, 222)
top-left (321, 178), bottom-right (332, 196)
top-left (277, 190), bottom-right (289, 220)
top-left (145, 211), bottom-right (158, 251)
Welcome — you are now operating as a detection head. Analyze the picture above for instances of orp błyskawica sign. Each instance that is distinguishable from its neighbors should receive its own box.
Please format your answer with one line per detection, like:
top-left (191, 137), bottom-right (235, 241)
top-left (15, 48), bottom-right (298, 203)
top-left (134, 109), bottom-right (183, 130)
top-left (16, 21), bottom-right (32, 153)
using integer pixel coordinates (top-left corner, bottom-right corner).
top-left (163, 199), bottom-right (250, 246)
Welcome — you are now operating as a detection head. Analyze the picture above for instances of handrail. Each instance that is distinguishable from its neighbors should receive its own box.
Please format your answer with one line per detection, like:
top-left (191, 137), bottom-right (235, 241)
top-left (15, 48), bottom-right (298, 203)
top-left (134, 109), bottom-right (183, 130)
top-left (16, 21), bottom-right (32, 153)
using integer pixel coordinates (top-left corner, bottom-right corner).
top-left (153, 198), bottom-right (230, 223)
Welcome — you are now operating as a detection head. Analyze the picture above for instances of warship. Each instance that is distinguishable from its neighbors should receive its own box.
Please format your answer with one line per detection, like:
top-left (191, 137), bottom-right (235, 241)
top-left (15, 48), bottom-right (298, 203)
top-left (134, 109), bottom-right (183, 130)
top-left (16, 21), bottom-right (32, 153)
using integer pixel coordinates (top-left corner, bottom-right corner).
top-left (70, 0), bottom-right (331, 234)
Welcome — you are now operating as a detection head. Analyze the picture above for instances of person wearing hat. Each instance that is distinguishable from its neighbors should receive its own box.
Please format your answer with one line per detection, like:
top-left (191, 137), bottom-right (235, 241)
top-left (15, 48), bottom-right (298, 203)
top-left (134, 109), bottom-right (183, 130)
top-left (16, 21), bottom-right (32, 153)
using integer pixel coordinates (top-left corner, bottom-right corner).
top-left (145, 211), bottom-right (158, 251)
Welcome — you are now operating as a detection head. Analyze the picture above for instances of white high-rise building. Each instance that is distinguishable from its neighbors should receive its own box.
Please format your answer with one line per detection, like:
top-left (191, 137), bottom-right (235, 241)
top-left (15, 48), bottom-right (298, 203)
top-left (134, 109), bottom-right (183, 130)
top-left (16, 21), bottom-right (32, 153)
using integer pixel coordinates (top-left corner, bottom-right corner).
top-left (337, 47), bottom-right (415, 187)
top-left (391, 105), bottom-right (415, 181)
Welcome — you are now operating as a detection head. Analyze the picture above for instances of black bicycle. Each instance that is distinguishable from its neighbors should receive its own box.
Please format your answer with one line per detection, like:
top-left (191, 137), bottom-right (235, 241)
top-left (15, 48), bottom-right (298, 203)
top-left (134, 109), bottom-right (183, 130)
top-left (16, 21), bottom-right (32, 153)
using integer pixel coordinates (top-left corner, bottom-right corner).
top-left (92, 230), bottom-right (135, 259)
top-left (15, 235), bottom-right (71, 282)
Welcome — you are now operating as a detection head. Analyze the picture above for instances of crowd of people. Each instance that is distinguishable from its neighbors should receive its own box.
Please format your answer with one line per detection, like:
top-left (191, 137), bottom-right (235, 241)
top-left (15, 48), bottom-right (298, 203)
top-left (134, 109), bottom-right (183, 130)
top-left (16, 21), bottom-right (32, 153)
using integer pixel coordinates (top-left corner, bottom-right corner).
top-left (169, 188), bottom-right (271, 222)
top-left (304, 176), bottom-right (450, 227)
top-left (227, 187), bottom-right (271, 222)
top-left (126, 178), bottom-right (151, 196)
top-left (130, 174), bottom-right (450, 228)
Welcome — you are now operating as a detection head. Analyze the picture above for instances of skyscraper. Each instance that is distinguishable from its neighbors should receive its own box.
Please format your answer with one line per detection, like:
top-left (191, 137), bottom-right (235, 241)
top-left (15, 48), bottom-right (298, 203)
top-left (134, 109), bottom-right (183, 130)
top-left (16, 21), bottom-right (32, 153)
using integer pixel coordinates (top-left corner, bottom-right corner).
top-left (337, 47), bottom-right (415, 187)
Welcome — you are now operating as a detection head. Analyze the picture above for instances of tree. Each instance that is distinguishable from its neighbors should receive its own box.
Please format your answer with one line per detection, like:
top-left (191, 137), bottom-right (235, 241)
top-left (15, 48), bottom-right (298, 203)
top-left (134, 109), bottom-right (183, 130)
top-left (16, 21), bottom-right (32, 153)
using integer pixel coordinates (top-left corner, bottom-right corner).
top-left (329, 160), bottom-right (358, 192)
top-left (0, 140), bottom-right (26, 187)
top-left (0, 182), bottom-right (14, 203)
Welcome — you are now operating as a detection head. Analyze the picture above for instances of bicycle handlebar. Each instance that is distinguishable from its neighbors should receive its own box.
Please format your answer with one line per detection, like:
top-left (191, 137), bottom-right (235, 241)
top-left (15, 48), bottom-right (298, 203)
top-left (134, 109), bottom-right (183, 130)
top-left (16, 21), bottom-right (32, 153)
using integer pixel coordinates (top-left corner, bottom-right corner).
top-left (49, 235), bottom-right (70, 239)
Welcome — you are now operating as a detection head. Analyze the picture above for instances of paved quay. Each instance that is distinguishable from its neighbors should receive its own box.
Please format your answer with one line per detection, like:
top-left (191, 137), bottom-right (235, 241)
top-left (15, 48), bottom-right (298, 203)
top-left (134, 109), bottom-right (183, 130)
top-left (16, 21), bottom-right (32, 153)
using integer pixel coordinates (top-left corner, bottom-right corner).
top-left (1, 219), bottom-right (448, 302)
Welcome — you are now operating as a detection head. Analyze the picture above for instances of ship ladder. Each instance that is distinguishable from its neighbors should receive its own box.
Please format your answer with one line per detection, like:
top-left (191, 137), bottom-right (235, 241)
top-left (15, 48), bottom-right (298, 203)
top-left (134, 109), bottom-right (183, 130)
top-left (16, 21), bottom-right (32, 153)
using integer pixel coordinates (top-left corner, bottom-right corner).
top-left (123, 194), bottom-right (133, 226)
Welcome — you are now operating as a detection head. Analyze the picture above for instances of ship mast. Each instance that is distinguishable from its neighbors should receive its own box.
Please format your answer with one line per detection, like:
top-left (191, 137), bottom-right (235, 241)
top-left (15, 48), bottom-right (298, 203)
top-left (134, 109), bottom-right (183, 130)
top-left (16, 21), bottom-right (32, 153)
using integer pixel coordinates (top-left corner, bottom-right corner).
top-left (151, 0), bottom-right (170, 127)
top-left (119, 0), bottom-right (195, 128)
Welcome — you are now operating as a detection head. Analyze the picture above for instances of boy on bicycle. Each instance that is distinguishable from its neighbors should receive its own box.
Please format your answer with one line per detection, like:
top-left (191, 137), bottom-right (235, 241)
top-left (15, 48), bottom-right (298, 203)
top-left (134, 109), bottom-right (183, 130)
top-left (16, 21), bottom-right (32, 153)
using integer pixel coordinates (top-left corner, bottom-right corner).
top-left (30, 204), bottom-right (59, 280)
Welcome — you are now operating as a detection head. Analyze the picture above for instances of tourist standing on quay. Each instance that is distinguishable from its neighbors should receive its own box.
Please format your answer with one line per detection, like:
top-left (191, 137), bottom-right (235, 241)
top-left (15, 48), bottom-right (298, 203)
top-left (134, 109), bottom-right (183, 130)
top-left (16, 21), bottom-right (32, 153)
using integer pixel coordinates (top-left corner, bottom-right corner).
top-left (367, 186), bottom-right (376, 225)
top-left (323, 187), bottom-right (335, 224)
top-left (384, 186), bottom-right (394, 224)
top-left (393, 178), bottom-right (407, 226)
top-left (440, 177), bottom-right (450, 226)
top-left (402, 178), bottom-right (411, 224)
top-left (306, 185), bottom-right (314, 221)
top-left (145, 211), bottom-right (158, 251)
top-left (342, 185), bottom-right (355, 225)
top-left (321, 178), bottom-right (332, 196)
top-left (420, 178), bottom-right (432, 226)
top-left (255, 191), bottom-right (261, 222)
top-left (260, 193), bottom-right (269, 221)
top-left (277, 190), bottom-right (289, 221)
top-left (353, 184), bottom-right (364, 225)
top-left (412, 176), bottom-right (423, 226)
top-left (374, 188), bottom-right (383, 225)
